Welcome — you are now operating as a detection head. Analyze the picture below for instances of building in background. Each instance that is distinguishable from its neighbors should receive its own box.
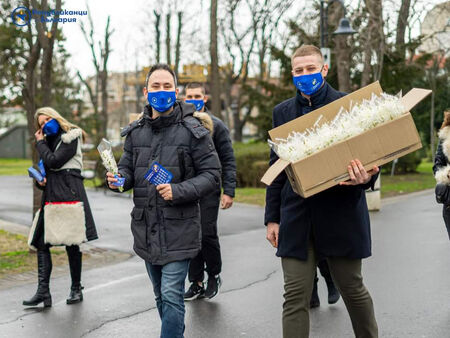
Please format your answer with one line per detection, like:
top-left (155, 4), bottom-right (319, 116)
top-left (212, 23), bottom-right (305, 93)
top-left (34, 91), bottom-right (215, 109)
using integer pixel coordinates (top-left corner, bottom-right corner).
top-left (419, 1), bottom-right (450, 55)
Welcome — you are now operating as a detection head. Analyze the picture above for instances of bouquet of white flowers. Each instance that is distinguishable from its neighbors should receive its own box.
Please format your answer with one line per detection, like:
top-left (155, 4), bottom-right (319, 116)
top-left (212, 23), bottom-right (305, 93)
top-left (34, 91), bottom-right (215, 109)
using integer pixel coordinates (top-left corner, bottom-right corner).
top-left (97, 138), bottom-right (124, 192)
top-left (270, 92), bottom-right (406, 163)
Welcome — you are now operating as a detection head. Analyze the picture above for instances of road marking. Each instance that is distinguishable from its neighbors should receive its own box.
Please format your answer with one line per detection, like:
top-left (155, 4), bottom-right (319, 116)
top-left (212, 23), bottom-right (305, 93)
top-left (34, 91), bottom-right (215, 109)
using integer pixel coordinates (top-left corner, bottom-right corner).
top-left (54, 273), bottom-right (148, 306)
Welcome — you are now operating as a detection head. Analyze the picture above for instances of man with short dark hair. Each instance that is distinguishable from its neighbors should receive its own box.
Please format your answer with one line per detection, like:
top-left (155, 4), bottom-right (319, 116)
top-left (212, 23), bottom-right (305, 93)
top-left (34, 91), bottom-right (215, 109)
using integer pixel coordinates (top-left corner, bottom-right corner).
top-left (107, 64), bottom-right (221, 337)
top-left (183, 82), bottom-right (236, 300)
top-left (265, 45), bottom-right (379, 338)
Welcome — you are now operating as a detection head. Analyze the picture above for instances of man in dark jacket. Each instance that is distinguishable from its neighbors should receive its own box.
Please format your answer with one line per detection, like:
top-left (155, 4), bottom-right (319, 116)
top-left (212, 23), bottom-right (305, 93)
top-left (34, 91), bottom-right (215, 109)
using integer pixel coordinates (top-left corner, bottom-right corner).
top-left (182, 82), bottom-right (237, 300)
top-left (107, 64), bottom-right (221, 338)
top-left (265, 45), bottom-right (380, 338)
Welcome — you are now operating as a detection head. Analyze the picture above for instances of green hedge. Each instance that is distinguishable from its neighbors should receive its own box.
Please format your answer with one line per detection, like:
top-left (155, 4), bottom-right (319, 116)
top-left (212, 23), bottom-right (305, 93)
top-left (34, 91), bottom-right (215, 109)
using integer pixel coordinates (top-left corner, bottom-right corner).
top-left (233, 142), bottom-right (270, 188)
top-left (380, 149), bottom-right (423, 174)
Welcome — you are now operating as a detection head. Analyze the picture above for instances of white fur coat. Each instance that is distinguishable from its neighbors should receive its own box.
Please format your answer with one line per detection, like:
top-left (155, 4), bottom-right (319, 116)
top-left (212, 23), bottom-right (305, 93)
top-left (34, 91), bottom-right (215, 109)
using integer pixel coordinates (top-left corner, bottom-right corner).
top-left (435, 126), bottom-right (450, 184)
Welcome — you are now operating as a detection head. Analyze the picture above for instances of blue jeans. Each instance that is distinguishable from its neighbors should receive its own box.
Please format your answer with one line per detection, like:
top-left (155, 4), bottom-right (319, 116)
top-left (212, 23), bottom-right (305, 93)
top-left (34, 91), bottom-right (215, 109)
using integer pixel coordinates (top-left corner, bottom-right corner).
top-left (145, 259), bottom-right (190, 338)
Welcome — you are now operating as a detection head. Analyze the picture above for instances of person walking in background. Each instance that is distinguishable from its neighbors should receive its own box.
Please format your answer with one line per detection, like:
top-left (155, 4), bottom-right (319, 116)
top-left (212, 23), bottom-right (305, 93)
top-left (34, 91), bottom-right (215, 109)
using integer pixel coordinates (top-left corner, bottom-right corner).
top-left (433, 110), bottom-right (450, 240)
top-left (183, 82), bottom-right (237, 300)
top-left (24, 107), bottom-right (97, 307)
top-left (107, 64), bottom-right (221, 338)
top-left (309, 259), bottom-right (340, 308)
top-left (265, 45), bottom-right (379, 338)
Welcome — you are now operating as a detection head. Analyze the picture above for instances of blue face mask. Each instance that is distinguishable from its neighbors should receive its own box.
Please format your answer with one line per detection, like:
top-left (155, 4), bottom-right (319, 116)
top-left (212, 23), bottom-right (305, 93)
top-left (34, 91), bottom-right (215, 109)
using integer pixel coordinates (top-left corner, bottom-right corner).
top-left (147, 91), bottom-right (177, 113)
top-left (185, 99), bottom-right (205, 111)
top-left (292, 70), bottom-right (324, 96)
top-left (42, 119), bottom-right (60, 136)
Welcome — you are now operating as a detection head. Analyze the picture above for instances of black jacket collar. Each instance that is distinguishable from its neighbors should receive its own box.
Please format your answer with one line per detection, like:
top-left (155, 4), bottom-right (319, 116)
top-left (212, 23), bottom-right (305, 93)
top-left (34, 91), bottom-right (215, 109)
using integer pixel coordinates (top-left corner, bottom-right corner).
top-left (296, 81), bottom-right (331, 109)
top-left (143, 101), bottom-right (185, 129)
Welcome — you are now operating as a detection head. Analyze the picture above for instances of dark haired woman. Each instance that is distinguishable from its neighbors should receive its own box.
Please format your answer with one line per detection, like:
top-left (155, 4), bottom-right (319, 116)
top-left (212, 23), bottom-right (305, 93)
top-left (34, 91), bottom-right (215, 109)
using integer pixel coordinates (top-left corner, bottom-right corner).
top-left (23, 107), bottom-right (98, 307)
top-left (433, 110), bottom-right (450, 240)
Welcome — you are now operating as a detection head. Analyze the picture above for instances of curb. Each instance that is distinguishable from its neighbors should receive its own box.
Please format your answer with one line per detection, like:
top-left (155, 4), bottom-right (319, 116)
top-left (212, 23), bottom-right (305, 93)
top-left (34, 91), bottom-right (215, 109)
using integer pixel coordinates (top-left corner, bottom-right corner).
top-left (0, 219), bottom-right (132, 290)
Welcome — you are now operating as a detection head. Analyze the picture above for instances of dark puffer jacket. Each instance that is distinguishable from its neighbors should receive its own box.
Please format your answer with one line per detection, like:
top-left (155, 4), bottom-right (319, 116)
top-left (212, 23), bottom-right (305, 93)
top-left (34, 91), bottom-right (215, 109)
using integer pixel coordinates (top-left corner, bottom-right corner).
top-left (116, 101), bottom-right (221, 265)
top-left (204, 108), bottom-right (236, 197)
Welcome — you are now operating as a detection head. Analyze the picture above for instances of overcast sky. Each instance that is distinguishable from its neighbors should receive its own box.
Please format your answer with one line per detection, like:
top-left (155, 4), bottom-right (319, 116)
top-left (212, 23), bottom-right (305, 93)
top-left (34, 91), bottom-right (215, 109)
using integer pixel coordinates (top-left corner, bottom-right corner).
top-left (60, 0), bottom-right (446, 80)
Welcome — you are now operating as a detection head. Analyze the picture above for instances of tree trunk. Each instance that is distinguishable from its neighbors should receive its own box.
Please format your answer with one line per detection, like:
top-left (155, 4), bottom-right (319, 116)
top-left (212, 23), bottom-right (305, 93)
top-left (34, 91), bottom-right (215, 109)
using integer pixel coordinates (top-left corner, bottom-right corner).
top-left (166, 13), bottom-right (171, 66)
top-left (100, 70), bottom-right (108, 141)
top-left (396, 0), bottom-right (411, 57)
top-left (334, 35), bottom-right (351, 92)
top-left (154, 11), bottom-right (161, 63)
top-left (430, 89), bottom-right (435, 163)
top-left (210, 0), bottom-right (221, 119)
top-left (175, 12), bottom-right (182, 78)
top-left (232, 99), bottom-right (243, 142)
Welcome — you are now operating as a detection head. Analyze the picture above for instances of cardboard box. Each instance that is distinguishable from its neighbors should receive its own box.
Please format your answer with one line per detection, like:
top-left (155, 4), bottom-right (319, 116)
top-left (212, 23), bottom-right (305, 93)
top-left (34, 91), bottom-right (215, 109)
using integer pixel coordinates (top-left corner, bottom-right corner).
top-left (261, 81), bottom-right (431, 198)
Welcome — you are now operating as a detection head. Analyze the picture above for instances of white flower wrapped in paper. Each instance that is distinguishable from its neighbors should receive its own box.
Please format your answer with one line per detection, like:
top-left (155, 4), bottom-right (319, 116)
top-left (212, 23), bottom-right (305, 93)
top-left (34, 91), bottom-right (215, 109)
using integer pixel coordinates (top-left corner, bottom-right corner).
top-left (270, 93), bottom-right (406, 163)
top-left (97, 139), bottom-right (124, 192)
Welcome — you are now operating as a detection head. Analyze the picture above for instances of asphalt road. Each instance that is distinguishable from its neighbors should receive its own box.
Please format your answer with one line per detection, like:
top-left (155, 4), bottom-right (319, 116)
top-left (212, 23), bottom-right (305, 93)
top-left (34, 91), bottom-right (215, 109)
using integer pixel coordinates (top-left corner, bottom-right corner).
top-left (0, 176), bottom-right (449, 337)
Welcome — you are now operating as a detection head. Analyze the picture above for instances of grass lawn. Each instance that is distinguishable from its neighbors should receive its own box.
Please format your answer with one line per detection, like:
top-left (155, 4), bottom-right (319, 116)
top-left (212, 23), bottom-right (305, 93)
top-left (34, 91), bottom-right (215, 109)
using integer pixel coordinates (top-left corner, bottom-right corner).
top-left (234, 188), bottom-right (266, 206)
top-left (235, 161), bottom-right (436, 205)
top-left (380, 161), bottom-right (435, 198)
top-left (0, 229), bottom-right (69, 278)
top-left (0, 158), bottom-right (32, 176)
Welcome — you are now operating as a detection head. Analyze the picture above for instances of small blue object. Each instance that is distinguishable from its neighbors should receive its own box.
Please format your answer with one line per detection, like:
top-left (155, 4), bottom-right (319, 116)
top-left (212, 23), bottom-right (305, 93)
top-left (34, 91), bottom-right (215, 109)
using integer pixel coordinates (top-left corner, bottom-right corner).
top-left (112, 175), bottom-right (125, 187)
top-left (28, 167), bottom-right (44, 182)
top-left (38, 159), bottom-right (46, 177)
top-left (144, 162), bottom-right (173, 185)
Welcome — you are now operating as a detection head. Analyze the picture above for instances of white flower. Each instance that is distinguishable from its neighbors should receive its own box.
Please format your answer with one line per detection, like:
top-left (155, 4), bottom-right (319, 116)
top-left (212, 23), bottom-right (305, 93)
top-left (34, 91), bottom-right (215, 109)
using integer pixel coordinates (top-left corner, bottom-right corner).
top-left (97, 139), bottom-right (123, 192)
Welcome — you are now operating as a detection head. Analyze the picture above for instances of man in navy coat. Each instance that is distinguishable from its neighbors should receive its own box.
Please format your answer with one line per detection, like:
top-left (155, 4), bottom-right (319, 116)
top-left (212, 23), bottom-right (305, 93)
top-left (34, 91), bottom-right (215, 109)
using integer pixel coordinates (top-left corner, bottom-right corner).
top-left (265, 45), bottom-right (380, 338)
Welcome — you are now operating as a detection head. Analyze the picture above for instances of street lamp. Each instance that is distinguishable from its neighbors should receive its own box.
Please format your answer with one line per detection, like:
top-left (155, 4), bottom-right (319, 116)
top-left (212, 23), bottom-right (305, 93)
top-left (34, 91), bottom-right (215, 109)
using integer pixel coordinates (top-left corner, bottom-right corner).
top-left (320, 0), bottom-right (356, 67)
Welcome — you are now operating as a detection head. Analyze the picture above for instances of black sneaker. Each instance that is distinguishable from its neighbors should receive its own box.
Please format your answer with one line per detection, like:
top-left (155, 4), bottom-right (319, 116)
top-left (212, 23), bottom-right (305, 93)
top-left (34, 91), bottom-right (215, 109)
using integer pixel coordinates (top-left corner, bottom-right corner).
top-left (204, 275), bottom-right (221, 299)
top-left (184, 283), bottom-right (204, 301)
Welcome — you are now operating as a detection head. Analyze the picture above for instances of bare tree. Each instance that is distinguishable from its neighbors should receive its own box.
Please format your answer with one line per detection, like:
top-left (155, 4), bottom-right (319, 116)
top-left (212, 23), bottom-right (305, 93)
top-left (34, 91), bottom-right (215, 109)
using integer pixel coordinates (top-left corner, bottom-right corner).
top-left (328, 3), bottom-right (352, 92)
top-left (395, 0), bottom-right (411, 57)
top-left (154, 10), bottom-right (162, 63)
top-left (174, 11), bottom-right (183, 77)
top-left (31, 0), bottom-right (62, 106)
top-left (360, 0), bottom-right (385, 86)
top-left (220, 0), bottom-right (259, 141)
top-left (210, 0), bottom-right (221, 119)
top-left (246, 0), bottom-right (293, 82)
top-left (79, 10), bottom-right (114, 142)
top-left (166, 13), bottom-right (172, 65)
top-left (22, 0), bottom-right (62, 214)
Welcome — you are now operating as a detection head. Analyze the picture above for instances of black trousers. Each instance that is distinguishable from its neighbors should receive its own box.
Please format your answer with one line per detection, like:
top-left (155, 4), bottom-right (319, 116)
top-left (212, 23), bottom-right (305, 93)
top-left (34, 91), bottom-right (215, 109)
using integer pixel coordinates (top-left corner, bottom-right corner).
top-left (442, 205), bottom-right (450, 240)
top-left (188, 191), bottom-right (222, 283)
top-left (315, 258), bottom-right (333, 283)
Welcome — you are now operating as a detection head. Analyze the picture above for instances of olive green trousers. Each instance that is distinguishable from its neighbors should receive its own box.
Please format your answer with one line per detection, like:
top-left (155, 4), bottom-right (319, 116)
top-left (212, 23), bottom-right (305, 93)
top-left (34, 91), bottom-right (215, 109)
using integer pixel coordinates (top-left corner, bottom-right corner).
top-left (281, 242), bottom-right (378, 338)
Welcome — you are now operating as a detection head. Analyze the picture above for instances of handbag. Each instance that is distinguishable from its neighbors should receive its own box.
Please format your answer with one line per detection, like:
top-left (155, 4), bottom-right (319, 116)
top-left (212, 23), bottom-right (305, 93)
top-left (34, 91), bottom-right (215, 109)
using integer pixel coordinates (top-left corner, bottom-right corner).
top-left (435, 183), bottom-right (450, 204)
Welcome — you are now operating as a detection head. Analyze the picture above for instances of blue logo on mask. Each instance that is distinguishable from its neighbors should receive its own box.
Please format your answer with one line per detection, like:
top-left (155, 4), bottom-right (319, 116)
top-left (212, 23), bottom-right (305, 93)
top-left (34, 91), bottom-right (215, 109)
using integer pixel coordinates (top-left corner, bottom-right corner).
top-left (185, 99), bottom-right (205, 111)
top-left (293, 71), bottom-right (324, 96)
top-left (42, 119), bottom-right (60, 136)
top-left (147, 91), bottom-right (177, 113)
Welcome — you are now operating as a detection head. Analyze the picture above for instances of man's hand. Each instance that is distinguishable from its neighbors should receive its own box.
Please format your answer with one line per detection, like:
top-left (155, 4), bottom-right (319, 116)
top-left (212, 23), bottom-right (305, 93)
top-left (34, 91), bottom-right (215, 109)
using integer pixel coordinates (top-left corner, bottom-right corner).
top-left (35, 129), bottom-right (44, 141)
top-left (106, 172), bottom-right (120, 190)
top-left (221, 194), bottom-right (233, 209)
top-left (266, 222), bottom-right (280, 248)
top-left (38, 177), bottom-right (47, 187)
top-left (157, 184), bottom-right (173, 201)
top-left (339, 159), bottom-right (379, 186)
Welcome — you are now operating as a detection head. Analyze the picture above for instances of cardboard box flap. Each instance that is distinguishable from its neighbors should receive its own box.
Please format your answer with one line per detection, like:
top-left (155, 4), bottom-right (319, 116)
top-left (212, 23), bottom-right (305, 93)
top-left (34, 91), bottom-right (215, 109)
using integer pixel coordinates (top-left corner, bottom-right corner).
top-left (268, 81), bottom-right (383, 142)
top-left (401, 88), bottom-right (432, 112)
top-left (261, 159), bottom-right (290, 185)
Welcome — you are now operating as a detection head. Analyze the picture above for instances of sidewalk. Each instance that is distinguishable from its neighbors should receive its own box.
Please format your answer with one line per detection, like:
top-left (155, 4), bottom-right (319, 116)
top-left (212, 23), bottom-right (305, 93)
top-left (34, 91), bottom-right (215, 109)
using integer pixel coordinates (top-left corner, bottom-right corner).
top-left (0, 219), bottom-right (132, 290)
